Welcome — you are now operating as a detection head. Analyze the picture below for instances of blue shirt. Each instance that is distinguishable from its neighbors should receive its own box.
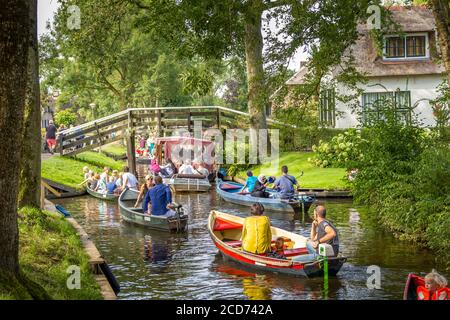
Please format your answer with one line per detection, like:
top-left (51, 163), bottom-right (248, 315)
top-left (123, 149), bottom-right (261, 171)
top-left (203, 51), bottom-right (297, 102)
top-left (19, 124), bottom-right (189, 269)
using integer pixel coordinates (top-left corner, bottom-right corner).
top-left (274, 175), bottom-right (298, 198)
top-left (143, 184), bottom-right (172, 216)
top-left (106, 182), bottom-right (117, 194)
top-left (245, 176), bottom-right (258, 193)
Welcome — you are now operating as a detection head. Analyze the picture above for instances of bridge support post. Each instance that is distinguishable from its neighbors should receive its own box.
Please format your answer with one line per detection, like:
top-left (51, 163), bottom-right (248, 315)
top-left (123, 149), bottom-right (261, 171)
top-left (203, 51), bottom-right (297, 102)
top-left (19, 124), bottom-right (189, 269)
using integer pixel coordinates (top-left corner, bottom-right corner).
top-left (126, 130), bottom-right (136, 176)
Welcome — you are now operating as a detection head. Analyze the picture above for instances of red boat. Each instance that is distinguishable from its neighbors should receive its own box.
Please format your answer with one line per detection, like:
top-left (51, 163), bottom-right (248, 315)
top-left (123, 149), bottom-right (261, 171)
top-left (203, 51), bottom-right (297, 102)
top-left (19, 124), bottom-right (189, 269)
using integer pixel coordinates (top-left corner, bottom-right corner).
top-left (208, 210), bottom-right (346, 278)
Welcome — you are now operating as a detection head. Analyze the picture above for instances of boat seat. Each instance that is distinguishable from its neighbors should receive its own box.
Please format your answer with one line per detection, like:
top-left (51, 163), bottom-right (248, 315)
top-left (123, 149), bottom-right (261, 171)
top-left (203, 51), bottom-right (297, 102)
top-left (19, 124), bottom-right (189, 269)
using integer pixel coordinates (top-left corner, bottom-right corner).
top-left (283, 247), bottom-right (308, 257)
top-left (213, 218), bottom-right (242, 231)
top-left (220, 183), bottom-right (242, 190)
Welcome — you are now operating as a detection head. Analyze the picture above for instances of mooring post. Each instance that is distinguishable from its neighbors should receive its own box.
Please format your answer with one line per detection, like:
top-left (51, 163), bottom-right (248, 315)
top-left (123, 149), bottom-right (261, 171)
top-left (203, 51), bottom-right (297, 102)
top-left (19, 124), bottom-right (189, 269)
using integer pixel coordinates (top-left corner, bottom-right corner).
top-left (126, 110), bottom-right (136, 175)
top-left (126, 130), bottom-right (136, 176)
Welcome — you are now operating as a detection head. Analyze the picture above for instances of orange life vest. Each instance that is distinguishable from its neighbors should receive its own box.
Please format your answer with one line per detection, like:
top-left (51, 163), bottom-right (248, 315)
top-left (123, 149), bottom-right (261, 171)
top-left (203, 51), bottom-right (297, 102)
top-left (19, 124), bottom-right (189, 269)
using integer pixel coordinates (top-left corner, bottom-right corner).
top-left (417, 286), bottom-right (449, 300)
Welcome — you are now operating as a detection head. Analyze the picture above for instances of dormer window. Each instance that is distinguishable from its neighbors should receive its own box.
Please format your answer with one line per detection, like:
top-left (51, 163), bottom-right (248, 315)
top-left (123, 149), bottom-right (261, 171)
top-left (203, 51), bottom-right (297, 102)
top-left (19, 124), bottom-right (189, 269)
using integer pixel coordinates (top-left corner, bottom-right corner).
top-left (383, 34), bottom-right (429, 60)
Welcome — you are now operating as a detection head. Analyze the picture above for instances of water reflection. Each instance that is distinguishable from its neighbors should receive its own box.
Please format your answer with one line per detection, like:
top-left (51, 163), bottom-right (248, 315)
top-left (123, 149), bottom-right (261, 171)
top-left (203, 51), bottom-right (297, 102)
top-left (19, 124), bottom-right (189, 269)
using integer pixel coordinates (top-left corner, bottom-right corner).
top-left (52, 180), bottom-right (448, 300)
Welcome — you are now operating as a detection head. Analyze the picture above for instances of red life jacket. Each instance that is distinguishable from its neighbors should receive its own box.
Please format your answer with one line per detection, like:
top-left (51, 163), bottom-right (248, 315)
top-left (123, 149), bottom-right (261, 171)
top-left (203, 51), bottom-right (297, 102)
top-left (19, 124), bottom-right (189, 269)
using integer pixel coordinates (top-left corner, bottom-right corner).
top-left (417, 286), bottom-right (449, 300)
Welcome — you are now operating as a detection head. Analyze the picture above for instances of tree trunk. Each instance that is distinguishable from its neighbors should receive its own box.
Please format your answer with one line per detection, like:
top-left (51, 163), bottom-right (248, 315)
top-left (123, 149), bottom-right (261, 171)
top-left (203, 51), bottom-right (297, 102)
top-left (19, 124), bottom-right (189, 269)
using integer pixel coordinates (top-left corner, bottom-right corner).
top-left (430, 0), bottom-right (450, 87)
top-left (244, 0), bottom-right (268, 130)
top-left (0, 0), bottom-right (30, 274)
top-left (18, 0), bottom-right (41, 208)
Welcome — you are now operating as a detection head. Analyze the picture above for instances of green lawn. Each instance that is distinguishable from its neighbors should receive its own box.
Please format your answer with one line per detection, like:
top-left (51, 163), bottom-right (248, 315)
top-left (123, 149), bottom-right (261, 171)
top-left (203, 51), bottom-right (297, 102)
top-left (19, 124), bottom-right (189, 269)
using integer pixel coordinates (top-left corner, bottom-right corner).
top-left (238, 152), bottom-right (348, 190)
top-left (0, 207), bottom-right (103, 300)
top-left (99, 142), bottom-right (127, 157)
top-left (42, 152), bottom-right (125, 190)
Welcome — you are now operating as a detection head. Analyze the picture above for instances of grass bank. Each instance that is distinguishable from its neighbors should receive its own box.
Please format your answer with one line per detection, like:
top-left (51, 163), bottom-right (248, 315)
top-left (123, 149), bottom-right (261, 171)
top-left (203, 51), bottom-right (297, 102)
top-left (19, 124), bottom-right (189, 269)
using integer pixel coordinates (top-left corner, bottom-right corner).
top-left (238, 152), bottom-right (348, 190)
top-left (0, 207), bottom-right (103, 299)
top-left (98, 142), bottom-right (127, 158)
top-left (41, 151), bottom-right (126, 190)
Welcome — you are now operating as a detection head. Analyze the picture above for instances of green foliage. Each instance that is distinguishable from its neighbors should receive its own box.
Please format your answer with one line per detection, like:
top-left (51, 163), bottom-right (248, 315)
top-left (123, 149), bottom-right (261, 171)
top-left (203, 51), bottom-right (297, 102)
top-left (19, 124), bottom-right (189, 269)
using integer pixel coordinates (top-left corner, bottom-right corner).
top-left (54, 109), bottom-right (77, 127)
top-left (74, 151), bottom-right (125, 171)
top-left (350, 105), bottom-right (450, 268)
top-left (15, 207), bottom-right (102, 299)
top-left (310, 129), bottom-right (364, 168)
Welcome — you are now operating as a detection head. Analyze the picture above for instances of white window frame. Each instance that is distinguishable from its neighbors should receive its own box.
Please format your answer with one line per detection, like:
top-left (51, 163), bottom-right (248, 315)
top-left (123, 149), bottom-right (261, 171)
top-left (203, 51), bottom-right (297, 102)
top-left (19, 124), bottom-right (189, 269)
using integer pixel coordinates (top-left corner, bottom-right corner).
top-left (382, 33), bottom-right (429, 61)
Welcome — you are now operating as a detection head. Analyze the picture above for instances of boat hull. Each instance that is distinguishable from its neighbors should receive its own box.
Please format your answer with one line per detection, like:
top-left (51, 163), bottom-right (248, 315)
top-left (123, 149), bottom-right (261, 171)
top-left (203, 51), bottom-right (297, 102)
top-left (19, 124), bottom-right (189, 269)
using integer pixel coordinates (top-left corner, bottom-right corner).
top-left (86, 187), bottom-right (118, 201)
top-left (208, 211), bottom-right (346, 278)
top-left (118, 188), bottom-right (188, 232)
top-left (163, 177), bottom-right (211, 192)
top-left (216, 180), bottom-right (314, 213)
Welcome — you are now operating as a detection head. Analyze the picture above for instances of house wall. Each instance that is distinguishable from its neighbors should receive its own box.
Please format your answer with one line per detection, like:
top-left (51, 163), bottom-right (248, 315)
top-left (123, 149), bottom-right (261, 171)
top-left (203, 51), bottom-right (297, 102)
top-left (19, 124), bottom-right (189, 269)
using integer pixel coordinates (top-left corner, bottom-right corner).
top-left (335, 74), bottom-right (445, 128)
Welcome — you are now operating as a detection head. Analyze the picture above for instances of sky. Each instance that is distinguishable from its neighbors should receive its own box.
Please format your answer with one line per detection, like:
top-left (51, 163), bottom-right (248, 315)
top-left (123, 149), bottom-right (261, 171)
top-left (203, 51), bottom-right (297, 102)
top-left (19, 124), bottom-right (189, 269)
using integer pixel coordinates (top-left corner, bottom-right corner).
top-left (37, 0), bottom-right (305, 71)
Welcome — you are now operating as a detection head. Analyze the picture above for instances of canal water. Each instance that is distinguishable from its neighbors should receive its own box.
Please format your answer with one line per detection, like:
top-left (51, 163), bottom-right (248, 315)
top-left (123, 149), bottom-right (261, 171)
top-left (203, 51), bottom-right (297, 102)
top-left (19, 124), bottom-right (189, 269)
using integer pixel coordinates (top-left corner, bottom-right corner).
top-left (53, 182), bottom-right (448, 300)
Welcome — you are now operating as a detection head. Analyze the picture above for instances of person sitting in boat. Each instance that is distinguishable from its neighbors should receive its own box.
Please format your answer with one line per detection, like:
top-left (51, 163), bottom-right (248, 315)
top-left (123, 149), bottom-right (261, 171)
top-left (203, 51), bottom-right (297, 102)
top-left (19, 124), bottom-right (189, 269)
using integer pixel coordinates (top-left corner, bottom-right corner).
top-left (268, 237), bottom-right (287, 259)
top-left (106, 180), bottom-right (117, 194)
top-left (194, 163), bottom-right (209, 177)
top-left (86, 171), bottom-right (97, 190)
top-left (239, 171), bottom-right (257, 194)
top-left (134, 175), bottom-right (154, 208)
top-left (142, 176), bottom-right (176, 217)
top-left (292, 205), bottom-right (339, 263)
top-left (149, 158), bottom-right (161, 175)
top-left (179, 159), bottom-right (194, 175)
top-left (122, 166), bottom-right (138, 190)
top-left (111, 170), bottom-right (119, 183)
top-left (95, 173), bottom-right (107, 193)
top-left (100, 167), bottom-right (111, 184)
top-left (251, 175), bottom-right (270, 198)
top-left (274, 165), bottom-right (298, 199)
top-left (417, 270), bottom-right (449, 300)
top-left (114, 172), bottom-right (123, 194)
top-left (241, 203), bottom-right (272, 254)
top-left (160, 158), bottom-right (177, 177)
top-left (83, 166), bottom-right (90, 180)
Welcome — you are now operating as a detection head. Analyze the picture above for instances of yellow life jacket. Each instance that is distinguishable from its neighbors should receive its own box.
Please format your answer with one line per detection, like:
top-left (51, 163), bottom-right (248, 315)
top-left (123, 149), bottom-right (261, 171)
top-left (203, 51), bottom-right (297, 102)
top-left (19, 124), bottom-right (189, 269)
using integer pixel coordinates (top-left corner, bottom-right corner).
top-left (241, 216), bottom-right (272, 254)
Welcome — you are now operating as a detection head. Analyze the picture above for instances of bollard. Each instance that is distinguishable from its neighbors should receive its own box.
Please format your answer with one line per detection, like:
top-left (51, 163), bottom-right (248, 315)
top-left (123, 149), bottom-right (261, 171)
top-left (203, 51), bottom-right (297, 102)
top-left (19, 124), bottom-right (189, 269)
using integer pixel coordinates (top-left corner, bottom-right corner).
top-left (319, 244), bottom-right (331, 300)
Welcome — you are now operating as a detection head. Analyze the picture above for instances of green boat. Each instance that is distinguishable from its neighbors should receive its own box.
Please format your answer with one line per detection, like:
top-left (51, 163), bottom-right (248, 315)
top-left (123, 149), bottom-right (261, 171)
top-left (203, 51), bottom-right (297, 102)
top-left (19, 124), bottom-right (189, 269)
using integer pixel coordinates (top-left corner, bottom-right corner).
top-left (118, 188), bottom-right (188, 232)
top-left (86, 186), bottom-right (119, 201)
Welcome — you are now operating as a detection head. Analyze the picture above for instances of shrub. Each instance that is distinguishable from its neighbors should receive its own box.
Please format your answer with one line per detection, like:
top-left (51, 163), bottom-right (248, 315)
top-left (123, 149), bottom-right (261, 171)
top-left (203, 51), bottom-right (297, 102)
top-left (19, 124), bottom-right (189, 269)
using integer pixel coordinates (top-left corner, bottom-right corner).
top-left (309, 128), bottom-right (364, 168)
top-left (54, 109), bottom-right (77, 127)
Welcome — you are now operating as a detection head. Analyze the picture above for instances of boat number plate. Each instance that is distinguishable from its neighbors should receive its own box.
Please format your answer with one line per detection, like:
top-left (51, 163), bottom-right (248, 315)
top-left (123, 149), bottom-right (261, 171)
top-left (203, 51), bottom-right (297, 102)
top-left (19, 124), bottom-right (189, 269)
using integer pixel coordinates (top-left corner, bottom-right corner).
top-left (144, 217), bottom-right (151, 222)
top-left (255, 262), bottom-right (266, 267)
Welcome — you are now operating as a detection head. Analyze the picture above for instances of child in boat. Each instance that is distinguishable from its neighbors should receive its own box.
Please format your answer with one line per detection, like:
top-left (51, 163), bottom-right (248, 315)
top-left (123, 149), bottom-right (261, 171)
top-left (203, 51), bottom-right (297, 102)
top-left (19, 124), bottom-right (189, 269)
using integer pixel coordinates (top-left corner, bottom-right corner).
top-left (83, 166), bottom-right (90, 180)
top-left (149, 158), bottom-right (161, 175)
top-left (417, 270), bottom-right (449, 300)
top-left (268, 237), bottom-right (287, 259)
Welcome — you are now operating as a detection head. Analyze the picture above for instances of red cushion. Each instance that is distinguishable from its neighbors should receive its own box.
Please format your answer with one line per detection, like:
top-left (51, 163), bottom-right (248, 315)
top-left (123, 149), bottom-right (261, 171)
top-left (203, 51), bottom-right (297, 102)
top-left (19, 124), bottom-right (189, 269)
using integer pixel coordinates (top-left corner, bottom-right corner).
top-left (213, 218), bottom-right (242, 231)
top-left (220, 183), bottom-right (242, 190)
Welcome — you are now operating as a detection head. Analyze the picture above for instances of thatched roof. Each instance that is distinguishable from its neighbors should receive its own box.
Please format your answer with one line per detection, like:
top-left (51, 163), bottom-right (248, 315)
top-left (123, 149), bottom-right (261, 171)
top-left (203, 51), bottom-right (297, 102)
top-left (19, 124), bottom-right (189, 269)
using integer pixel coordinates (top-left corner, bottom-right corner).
top-left (288, 6), bottom-right (445, 84)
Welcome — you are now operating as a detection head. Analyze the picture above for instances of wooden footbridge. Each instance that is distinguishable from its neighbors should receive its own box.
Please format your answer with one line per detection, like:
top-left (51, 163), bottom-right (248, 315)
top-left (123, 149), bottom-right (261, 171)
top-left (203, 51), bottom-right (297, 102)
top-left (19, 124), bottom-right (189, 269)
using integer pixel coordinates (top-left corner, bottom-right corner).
top-left (56, 106), bottom-right (285, 174)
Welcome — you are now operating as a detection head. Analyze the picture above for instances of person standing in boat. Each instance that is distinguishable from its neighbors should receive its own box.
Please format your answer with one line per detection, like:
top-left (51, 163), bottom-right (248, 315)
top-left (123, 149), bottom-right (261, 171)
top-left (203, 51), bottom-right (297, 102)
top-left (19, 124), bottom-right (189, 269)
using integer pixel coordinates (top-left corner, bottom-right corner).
top-left (241, 203), bottom-right (272, 254)
top-left (274, 165), bottom-right (298, 199)
top-left (143, 176), bottom-right (176, 217)
top-left (239, 171), bottom-right (258, 194)
top-left (292, 205), bottom-right (339, 263)
top-left (122, 166), bottom-right (138, 190)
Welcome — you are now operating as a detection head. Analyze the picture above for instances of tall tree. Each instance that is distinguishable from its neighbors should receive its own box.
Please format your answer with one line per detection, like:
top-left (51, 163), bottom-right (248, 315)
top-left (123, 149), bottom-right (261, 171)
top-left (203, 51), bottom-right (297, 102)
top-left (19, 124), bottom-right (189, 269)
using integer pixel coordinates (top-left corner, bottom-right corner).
top-left (0, 0), bottom-right (30, 275)
top-left (429, 0), bottom-right (450, 86)
top-left (129, 0), bottom-right (378, 129)
top-left (18, 0), bottom-right (41, 208)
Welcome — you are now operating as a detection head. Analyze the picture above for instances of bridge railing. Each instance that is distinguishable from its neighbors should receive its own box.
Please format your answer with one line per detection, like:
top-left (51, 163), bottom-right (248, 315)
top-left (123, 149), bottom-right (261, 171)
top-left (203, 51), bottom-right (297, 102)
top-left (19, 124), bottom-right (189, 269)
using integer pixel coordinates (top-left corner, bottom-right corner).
top-left (56, 106), bottom-right (292, 157)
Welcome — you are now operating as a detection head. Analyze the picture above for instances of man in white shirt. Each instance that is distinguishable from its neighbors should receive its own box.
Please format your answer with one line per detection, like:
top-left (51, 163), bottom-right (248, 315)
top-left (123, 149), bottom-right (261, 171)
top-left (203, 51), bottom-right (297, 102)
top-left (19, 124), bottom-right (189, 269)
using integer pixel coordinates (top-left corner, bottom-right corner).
top-left (122, 166), bottom-right (138, 190)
